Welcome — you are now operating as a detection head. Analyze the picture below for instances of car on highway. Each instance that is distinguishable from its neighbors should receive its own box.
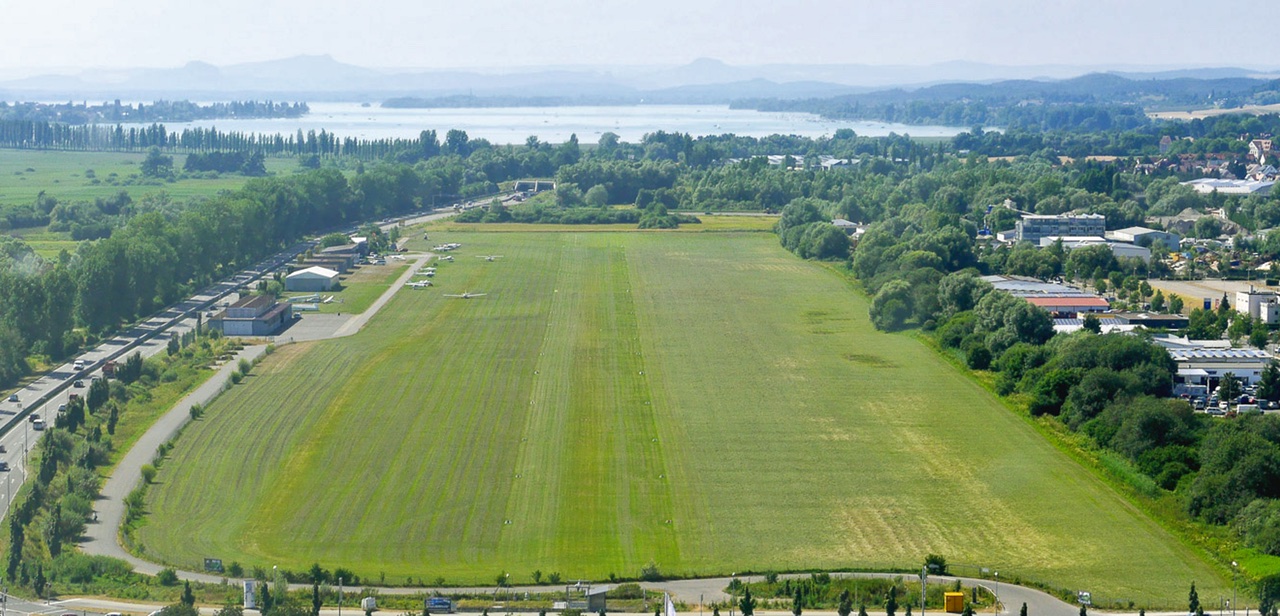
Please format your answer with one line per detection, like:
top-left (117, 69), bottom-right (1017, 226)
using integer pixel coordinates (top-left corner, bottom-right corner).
top-left (28, 414), bottom-right (39, 423)
top-left (73, 379), bottom-right (84, 388)
top-left (0, 444), bottom-right (6, 453)
top-left (58, 403), bottom-right (66, 412)
top-left (0, 462), bottom-right (9, 471)
top-left (73, 359), bottom-right (85, 370)
top-left (32, 419), bottom-right (45, 431)
top-left (7, 393), bottom-right (17, 402)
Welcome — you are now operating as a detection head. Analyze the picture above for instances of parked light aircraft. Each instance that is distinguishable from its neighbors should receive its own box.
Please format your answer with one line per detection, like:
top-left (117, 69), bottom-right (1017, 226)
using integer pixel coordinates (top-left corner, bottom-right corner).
top-left (477, 255), bottom-right (504, 262)
top-left (443, 292), bottom-right (487, 299)
top-left (406, 281), bottom-right (432, 289)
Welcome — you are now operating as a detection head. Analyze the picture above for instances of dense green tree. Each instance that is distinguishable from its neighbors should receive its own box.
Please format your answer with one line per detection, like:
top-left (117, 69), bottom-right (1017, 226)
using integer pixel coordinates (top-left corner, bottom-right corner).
top-left (871, 280), bottom-right (914, 331)
top-left (838, 590), bottom-right (854, 616)
top-left (140, 147), bottom-right (173, 177)
top-left (1220, 373), bottom-right (1242, 403)
top-left (740, 587), bottom-right (756, 616)
top-left (1260, 362), bottom-right (1280, 402)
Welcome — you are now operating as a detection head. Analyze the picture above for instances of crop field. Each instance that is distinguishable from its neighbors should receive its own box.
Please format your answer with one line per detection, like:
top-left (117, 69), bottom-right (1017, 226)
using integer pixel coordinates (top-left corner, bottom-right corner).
top-left (0, 149), bottom-right (296, 207)
top-left (139, 231), bottom-right (1225, 601)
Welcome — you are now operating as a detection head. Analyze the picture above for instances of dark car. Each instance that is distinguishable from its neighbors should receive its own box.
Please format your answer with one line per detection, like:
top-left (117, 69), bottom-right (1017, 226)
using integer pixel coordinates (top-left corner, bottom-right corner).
top-left (0, 462), bottom-right (9, 471)
top-left (73, 379), bottom-right (84, 388)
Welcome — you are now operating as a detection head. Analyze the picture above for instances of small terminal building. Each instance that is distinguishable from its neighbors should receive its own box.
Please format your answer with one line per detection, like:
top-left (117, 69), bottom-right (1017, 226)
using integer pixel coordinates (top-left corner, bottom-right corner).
top-left (210, 295), bottom-right (292, 336)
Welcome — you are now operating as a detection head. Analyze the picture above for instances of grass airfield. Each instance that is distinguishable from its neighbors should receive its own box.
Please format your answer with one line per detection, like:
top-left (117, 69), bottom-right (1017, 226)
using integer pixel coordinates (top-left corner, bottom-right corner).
top-left (139, 229), bottom-right (1225, 601)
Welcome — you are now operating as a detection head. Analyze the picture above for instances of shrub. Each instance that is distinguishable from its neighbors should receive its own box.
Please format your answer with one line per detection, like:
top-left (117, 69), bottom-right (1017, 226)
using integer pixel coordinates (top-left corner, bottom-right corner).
top-left (157, 567), bottom-right (179, 585)
top-left (639, 561), bottom-right (662, 582)
top-left (141, 464), bottom-right (157, 484)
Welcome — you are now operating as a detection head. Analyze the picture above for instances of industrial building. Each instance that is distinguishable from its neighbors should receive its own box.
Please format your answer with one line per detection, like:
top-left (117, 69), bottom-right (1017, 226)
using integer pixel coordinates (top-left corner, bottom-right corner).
top-left (1183, 178), bottom-right (1275, 196)
top-left (1168, 348), bottom-right (1274, 389)
top-left (1039, 235), bottom-right (1152, 263)
top-left (1015, 213), bottom-right (1106, 244)
top-left (285, 266), bottom-right (340, 292)
top-left (1236, 287), bottom-right (1280, 324)
top-left (982, 274), bottom-right (1110, 316)
top-left (1105, 226), bottom-right (1181, 250)
top-left (210, 295), bottom-right (292, 336)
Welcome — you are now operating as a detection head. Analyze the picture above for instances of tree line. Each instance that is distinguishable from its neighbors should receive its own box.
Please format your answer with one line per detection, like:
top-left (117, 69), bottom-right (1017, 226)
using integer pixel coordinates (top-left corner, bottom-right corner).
top-left (0, 100), bottom-right (307, 124)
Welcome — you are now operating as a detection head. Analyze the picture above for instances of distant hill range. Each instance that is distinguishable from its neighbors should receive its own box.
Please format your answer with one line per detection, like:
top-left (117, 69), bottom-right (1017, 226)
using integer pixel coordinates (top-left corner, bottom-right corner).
top-left (2, 55), bottom-right (1279, 116)
top-left (0, 55), bottom-right (1274, 103)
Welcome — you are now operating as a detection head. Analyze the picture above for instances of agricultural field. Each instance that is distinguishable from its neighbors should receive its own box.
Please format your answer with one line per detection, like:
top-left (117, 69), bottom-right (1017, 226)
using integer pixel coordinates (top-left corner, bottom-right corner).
top-left (0, 149), bottom-right (297, 207)
top-left (138, 230), bottom-right (1226, 602)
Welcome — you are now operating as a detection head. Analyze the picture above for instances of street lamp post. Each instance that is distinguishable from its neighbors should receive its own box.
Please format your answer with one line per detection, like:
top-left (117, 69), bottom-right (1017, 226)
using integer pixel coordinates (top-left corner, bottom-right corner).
top-left (339, 577), bottom-right (343, 616)
top-left (1233, 562), bottom-right (1239, 616)
top-left (994, 572), bottom-right (1000, 615)
top-left (921, 567), bottom-right (927, 616)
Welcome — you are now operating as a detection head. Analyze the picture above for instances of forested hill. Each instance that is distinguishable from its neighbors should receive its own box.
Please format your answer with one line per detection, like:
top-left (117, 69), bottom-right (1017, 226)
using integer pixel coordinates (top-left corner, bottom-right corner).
top-left (0, 100), bottom-right (308, 125)
top-left (735, 73), bottom-right (1280, 131)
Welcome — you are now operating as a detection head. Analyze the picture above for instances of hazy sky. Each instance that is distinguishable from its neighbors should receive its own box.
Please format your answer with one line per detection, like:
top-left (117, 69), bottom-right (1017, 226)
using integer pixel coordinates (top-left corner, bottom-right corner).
top-left (0, 0), bottom-right (1265, 74)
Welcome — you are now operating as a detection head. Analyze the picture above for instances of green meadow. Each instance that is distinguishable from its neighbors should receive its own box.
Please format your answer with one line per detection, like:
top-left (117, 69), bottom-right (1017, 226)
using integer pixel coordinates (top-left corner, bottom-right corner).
top-left (0, 149), bottom-right (295, 207)
top-left (138, 231), bottom-right (1226, 602)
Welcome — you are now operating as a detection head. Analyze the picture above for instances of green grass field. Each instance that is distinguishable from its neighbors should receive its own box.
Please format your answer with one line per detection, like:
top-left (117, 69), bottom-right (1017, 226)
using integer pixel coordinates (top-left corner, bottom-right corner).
top-left (0, 149), bottom-right (295, 207)
top-left (139, 231), bottom-right (1226, 602)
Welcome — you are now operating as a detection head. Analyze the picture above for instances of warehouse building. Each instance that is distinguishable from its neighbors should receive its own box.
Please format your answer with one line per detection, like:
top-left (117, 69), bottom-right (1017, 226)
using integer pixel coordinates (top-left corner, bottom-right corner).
top-left (285, 266), bottom-right (340, 292)
top-left (981, 274), bottom-right (1110, 316)
top-left (210, 295), bottom-right (292, 336)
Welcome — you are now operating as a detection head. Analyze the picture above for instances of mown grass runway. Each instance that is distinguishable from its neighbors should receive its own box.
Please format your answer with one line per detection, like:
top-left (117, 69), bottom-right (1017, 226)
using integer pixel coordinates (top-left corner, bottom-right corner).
top-left (139, 231), bottom-right (1225, 600)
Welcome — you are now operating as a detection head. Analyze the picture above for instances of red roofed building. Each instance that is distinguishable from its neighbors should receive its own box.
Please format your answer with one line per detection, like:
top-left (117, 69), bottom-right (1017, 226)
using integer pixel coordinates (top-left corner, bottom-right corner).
top-left (1023, 296), bottom-right (1110, 315)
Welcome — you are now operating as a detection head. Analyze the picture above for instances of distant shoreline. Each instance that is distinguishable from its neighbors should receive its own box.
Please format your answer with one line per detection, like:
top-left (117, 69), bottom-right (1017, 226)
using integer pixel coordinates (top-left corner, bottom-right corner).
top-left (1147, 103), bottom-right (1280, 119)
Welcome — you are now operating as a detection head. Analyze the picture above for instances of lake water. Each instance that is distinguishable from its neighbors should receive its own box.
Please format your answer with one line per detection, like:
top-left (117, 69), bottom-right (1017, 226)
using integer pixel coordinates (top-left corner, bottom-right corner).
top-left (150, 102), bottom-right (970, 144)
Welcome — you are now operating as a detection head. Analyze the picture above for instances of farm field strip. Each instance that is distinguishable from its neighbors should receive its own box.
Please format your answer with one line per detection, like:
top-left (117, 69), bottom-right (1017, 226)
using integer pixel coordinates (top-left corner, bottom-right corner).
top-left (0, 149), bottom-right (296, 206)
top-left (139, 231), bottom-right (1226, 601)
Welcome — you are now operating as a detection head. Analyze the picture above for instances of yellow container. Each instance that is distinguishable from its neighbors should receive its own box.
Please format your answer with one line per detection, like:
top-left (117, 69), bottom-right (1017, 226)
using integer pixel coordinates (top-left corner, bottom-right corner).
top-left (944, 592), bottom-right (966, 613)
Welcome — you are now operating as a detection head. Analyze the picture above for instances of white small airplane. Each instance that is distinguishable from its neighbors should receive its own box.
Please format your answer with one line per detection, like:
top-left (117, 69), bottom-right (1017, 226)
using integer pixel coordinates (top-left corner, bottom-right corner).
top-left (443, 291), bottom-right (487, 299)
top-left (418, 271), bottom-right (435, 277)
top-left (477, 255), bottom-right (504, 262)
top-left (441, 255), bottom-right (454, 261)
top-left (406, 281), bottom-right (432, 289)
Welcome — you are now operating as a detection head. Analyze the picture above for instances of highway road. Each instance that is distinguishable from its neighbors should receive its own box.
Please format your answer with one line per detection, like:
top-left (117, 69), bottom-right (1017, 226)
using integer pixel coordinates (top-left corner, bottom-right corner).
top-left (0, 240), bottom-right (314, 525)
top-left (0, 201), bottom-right (472, 525)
